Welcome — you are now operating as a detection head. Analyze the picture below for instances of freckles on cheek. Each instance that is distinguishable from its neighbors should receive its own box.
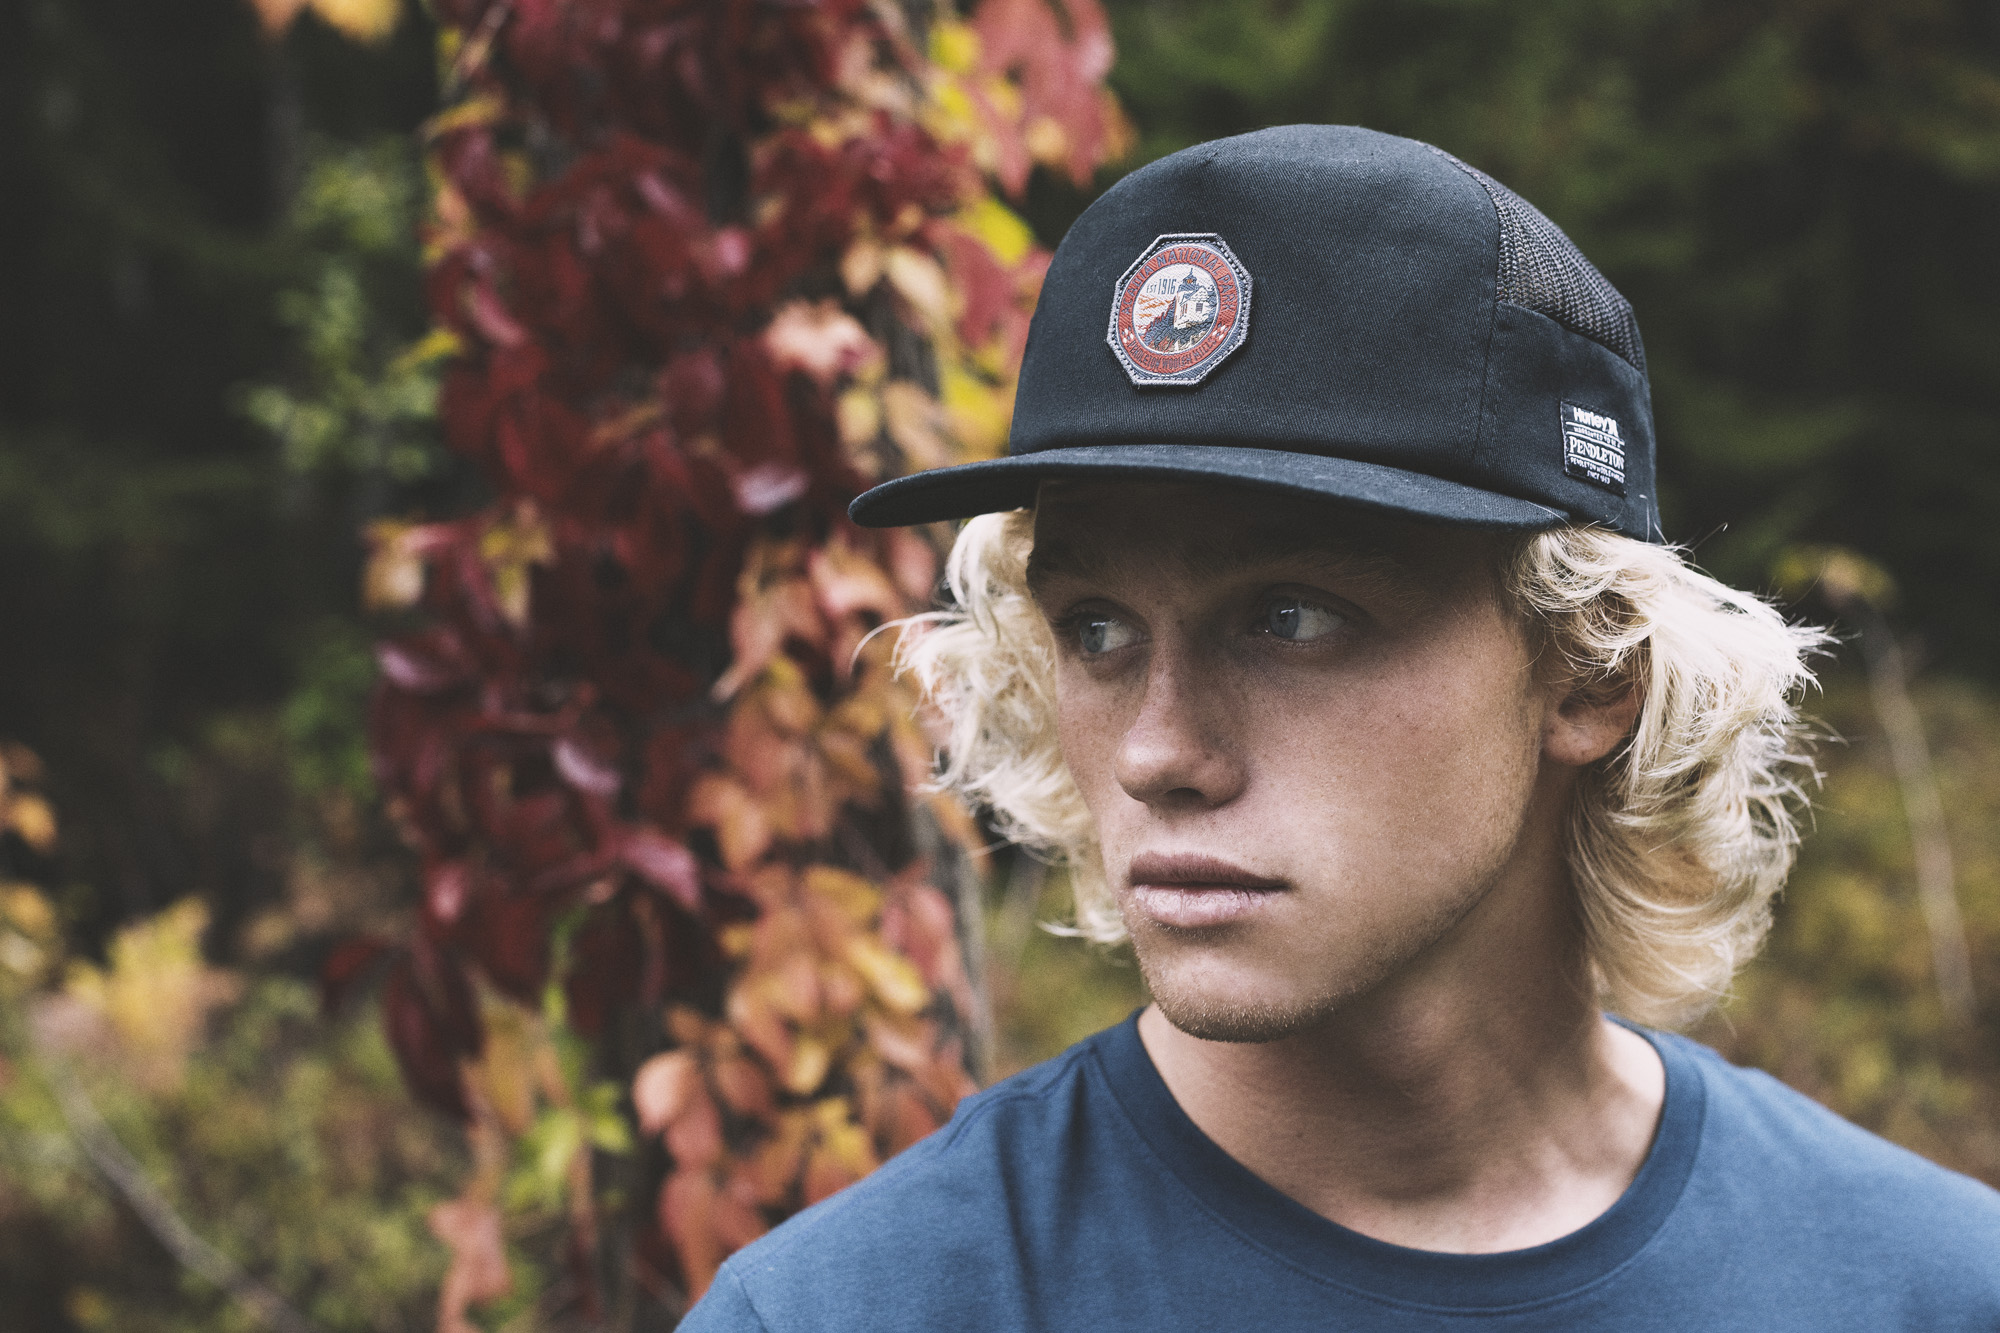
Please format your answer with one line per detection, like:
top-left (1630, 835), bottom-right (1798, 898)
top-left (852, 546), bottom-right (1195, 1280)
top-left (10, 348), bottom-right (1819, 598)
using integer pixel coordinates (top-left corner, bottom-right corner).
top-left (1285, 625), bottom-right (1540, 847)
top-left (1052, 672), bottom-right (1121, 812)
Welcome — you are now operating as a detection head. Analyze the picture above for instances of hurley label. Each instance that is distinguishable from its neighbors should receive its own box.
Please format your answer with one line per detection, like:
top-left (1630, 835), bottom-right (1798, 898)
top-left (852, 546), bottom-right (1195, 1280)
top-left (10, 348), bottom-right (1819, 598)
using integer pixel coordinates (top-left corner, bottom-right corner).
top-left (1560, 401), bottom-right (1627, 494)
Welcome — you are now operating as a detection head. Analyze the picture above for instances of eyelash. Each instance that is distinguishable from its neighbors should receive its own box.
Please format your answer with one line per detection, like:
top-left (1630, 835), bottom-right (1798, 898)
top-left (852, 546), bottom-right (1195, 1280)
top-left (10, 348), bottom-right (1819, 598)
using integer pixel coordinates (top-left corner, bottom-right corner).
top-left (1052, 594), bottom-right (1348, 655)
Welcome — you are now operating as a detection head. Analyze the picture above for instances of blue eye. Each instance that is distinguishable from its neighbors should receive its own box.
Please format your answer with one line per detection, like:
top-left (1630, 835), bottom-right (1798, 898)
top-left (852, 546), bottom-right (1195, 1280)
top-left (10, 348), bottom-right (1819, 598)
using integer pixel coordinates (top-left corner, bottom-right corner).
top-left (1264, 597), bottom-right (1343, 642)
top-left (1076, 614), bottom-right (1139, 655)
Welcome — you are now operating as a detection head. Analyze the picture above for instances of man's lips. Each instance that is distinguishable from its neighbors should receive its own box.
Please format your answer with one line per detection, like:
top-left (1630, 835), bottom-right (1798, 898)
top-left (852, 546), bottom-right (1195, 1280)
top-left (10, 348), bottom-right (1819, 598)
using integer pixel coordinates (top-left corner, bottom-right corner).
top-left (1126, 853), bottom-right (1288, 929)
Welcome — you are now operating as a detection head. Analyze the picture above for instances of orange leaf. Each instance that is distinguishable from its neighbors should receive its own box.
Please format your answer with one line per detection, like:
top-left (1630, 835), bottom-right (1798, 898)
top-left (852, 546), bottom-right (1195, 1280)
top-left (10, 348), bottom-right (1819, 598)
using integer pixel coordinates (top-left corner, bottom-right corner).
top-left (659, 1169), bottom-right (725, 1301)
top-left (632, 1050), bottom-right (701, 1136)
top-left (749, 1112), bottom-right (812, 1204)
top-left (246, 0), bottom-right (309, 35)
top-left (764, 299), bottom-right (881, 387)
top-left (666, 1090), bottom-right (725, 1169)
top-left (808, 540), bottom-right (907, 626)
top-left (687, 774), bottom-right (773, 871)
top-left (764, 951), bottom-right (823, 1024)
top-left (714, 1169), bottom-right (771, 1250)
top-left (712, 1055), bottom-right (775, 1117)
top-left (429, 1196), bottom-right (512, 1333)
top-left (884, 527), bottom-right (940, 604)
top-left (887, 1079), bottom-right (944, 1153)
top-left (727, 982), bottom-right (795, 1073)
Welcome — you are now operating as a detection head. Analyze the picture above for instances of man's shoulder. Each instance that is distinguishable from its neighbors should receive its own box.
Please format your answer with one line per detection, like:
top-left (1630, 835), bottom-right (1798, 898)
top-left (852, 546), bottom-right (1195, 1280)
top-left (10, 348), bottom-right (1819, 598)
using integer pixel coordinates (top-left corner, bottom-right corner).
top-left (1666, 1031), bottom-right (2000, 1253)
top-left (683, 1030), bottom-right (1120, 1330)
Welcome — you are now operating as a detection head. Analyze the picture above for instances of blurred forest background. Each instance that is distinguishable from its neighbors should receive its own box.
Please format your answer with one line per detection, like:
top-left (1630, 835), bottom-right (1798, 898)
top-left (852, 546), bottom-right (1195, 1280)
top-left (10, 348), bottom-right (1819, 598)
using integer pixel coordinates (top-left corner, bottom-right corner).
top-left (3, 0), bottom-right (2000, 1328)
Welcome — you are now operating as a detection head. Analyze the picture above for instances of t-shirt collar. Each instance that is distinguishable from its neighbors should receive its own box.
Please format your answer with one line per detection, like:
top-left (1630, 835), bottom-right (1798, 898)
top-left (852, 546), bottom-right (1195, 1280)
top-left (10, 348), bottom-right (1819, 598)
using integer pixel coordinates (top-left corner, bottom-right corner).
top-left (1088, 1009), bottom-right (1707, 1311)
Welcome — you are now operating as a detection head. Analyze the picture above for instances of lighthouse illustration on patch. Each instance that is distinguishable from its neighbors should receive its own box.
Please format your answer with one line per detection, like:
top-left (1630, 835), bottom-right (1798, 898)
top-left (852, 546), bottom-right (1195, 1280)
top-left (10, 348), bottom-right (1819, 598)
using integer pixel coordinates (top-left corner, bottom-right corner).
top-left (1108, 233), bottom-right (1252, 387)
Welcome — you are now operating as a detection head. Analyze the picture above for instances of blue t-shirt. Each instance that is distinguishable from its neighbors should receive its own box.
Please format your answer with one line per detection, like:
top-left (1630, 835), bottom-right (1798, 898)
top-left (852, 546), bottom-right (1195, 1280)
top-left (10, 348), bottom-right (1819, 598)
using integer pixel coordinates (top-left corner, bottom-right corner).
top-left (681, 1014), bottom-right (2000, 1330)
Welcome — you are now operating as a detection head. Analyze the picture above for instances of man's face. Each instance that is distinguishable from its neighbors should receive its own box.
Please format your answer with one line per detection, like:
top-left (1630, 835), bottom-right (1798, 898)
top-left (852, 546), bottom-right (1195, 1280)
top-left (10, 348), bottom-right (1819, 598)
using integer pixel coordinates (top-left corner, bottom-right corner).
top-left (1027, 481), bottom-right (1559, 1042)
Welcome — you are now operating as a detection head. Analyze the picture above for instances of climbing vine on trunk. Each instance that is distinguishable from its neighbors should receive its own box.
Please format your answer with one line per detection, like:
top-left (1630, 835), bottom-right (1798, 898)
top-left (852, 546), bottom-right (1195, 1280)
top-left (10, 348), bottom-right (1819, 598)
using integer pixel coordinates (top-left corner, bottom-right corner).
top-left (340, 0), bottom-right (1125, 1321)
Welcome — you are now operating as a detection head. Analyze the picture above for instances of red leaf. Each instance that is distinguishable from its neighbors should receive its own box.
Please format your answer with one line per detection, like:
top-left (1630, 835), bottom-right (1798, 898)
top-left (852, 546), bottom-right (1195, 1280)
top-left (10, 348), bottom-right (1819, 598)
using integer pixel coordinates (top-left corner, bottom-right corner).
top-left (733, 462), bottom-right (810, 516)
top-left (553, 726), bottom-right (623, 796)
top-left (382, 957), bottom-right (471, 1120)
top-left (319, 935), bottom-right (393, 1015)
top-left (466, 889), bottom-right (552, 1002)
top-left (375, 629), bottom-right (476, 694)
top-left (425, 860), bottom-right (474, 928)
top-left (621, 826), bottom-right (703, 910)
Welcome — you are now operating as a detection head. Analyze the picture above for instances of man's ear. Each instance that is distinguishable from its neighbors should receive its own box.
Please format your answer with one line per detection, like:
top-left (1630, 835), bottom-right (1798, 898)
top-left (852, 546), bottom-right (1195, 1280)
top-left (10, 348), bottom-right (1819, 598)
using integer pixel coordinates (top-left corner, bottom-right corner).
top-left (1543, 678), bottom-right (1642, 768)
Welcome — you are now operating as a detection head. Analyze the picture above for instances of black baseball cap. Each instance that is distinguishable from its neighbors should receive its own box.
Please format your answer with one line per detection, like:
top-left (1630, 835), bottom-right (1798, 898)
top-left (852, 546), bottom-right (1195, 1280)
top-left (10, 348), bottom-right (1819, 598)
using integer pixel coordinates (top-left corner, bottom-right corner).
top-left (849, 124), bottom-right (1662, 543)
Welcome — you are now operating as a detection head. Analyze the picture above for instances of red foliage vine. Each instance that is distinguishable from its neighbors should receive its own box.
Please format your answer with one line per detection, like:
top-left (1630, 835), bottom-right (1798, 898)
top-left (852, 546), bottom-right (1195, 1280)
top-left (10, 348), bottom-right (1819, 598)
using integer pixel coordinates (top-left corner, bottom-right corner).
top-left (352, 0), bottom-right (1125, 1319)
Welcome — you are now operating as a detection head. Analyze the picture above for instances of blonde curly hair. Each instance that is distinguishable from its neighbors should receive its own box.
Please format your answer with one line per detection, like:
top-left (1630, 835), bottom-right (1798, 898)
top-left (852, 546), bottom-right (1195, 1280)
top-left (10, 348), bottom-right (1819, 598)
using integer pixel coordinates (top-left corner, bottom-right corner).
top-left (898, 508), bottom-right (1825, 1029)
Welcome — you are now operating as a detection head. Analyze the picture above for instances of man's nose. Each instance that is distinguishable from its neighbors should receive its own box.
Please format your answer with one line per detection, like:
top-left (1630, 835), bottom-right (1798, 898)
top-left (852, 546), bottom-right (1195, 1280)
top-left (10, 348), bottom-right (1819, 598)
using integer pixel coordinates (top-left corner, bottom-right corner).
top-left (1113, 647), bottom-right (1246, 810)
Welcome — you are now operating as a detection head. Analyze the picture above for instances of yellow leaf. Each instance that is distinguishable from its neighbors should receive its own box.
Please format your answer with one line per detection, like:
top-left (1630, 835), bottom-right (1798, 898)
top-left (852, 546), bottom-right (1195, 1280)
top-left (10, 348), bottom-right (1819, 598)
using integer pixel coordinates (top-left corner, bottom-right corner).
top-left (64, 899), bottom-right (238, 1091)
top-left (922, 79), bottom-right (985, 154)
top-left (784, 1036), bottom-right (832, 1096)
top-left (940, 363), bottom-right (1011, 461)
top-left (928, 20), bottom-right (981, 75)
top-left (390, 325), bottom-right (462, 377)
top-left (836, 387), bottom-right (882, 448)
top-left (0, 886), bottom-right (57, 992)
top-left (1, 884), bottom-right (56, 940)
top-left (881, 381), bottom-right (950, 470)
top-left (803, 866), bottom-right (882, 925)
top-left (423, 94), bottom-right (508, 143)
top-left (810, 1097), bottom-right (880, 1176)
top-left (307, 0), bottom-right (401, 43)
top-left (958, 197), bottom-right (1033, 267)
top-left (4, 793), bottom-right (56, 853)
top-left (479, 504), bottom-right (555, 628)
top-left (841, 238), bottom-right (884, 296)
top-left (1024, 115), bottom-right (1070, 167)
top-left (844, 936), bottom-right (929, 1015)
top-left (883, 248), bottom-right (954, 335)
top-left (472, 1001), bottom-right (541, 1136)
top-left (364, 520), bottom-right (427, 610)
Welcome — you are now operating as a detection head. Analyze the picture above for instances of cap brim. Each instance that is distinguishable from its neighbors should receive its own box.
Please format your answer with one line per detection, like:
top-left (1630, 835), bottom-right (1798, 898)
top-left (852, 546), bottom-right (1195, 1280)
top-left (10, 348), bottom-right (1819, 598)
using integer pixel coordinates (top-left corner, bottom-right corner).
top-left (848, 444), bottom-right (1569, 531)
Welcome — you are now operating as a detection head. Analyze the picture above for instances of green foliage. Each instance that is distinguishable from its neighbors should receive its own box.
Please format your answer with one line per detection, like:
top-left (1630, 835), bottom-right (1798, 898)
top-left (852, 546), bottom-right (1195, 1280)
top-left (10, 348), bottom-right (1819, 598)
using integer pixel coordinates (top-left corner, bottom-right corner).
top-left (282, 617), bottom-right (382, 801)
top-left (0, 0), bottom-right (443, 957)
top-left (0, 975), bottom-right (462, 1331)
top-left (985, 866), bottom-right (1147, 1080)
top-left (1696, 669), bottom-right (2000, 1181)
top-left (238, 138), bottom-right (446, 483)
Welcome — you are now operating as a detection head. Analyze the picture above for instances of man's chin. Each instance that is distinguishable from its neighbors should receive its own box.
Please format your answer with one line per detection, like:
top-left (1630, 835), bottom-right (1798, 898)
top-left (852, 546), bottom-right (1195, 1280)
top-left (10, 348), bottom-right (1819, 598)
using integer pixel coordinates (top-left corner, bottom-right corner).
top-left (1148, 984), bottom-right (1336, 1044)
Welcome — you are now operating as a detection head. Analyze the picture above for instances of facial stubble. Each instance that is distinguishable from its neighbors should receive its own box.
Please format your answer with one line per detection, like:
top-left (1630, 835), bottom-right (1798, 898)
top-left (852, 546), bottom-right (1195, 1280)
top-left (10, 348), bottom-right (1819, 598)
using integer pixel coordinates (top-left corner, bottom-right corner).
top-left (1125, 867), bottom-right (1509, 1044)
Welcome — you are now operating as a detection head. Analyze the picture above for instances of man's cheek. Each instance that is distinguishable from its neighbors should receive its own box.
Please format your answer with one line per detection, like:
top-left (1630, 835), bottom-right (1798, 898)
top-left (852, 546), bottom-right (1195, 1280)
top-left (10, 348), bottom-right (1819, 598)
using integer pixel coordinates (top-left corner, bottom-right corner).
top-left (1055, 696), bottom-right (1124, 808)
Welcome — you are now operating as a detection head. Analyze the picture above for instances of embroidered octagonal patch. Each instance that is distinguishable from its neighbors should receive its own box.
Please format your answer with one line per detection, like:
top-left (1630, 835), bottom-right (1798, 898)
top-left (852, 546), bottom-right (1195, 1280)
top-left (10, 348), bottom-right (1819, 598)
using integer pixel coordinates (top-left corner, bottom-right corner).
top-left (1107, 233), bottom-right (1253, 387)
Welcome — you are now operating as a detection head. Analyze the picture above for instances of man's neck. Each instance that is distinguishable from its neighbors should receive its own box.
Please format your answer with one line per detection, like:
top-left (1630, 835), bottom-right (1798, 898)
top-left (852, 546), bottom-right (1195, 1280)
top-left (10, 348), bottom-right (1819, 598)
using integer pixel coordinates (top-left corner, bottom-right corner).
top-left (1136, 912), bottom-right (1667, 1254)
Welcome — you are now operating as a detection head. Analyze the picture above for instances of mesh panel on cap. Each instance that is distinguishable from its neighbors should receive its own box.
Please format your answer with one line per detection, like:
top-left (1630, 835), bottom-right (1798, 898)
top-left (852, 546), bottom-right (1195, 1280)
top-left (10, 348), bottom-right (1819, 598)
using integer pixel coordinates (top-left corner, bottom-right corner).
top-left (1431, 148), bottom-right (1646, 373)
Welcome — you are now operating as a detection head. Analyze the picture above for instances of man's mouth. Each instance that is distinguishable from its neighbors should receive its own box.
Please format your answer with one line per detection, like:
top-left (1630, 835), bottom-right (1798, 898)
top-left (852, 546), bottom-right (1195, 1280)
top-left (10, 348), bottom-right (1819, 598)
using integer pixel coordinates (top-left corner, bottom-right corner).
top-left (1126, 853), bottom-right (1289, 929)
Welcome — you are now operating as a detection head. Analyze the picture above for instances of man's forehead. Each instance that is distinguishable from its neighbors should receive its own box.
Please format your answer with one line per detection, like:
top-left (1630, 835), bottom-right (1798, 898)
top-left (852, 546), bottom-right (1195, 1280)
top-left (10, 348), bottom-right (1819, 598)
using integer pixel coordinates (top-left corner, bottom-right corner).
top-left (1025, 481), bottom-right (1443, 585)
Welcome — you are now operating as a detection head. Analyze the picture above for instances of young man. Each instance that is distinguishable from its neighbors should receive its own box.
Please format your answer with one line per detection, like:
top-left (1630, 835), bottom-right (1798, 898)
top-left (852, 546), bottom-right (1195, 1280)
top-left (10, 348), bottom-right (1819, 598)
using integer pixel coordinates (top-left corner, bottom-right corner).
top-left (681, 125), bottom-right (2000, 1329)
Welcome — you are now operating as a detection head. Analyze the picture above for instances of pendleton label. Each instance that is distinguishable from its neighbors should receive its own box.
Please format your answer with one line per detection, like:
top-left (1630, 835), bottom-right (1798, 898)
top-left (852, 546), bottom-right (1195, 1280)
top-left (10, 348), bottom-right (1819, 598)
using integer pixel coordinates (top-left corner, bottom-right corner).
top-left (1560, 401), bottom-right (1627, 495)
